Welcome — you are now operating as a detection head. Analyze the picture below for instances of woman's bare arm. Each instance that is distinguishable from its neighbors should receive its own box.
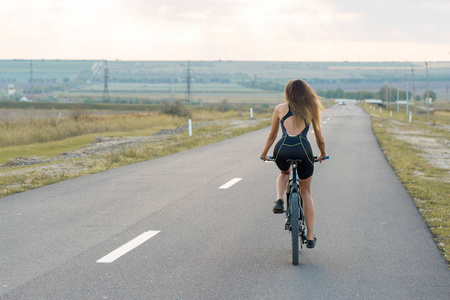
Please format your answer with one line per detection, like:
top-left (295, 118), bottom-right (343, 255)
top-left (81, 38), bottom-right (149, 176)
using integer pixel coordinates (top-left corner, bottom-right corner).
top-left (259, 105), bottom-right (281, 160)
top-left (312, 121), bottom-right (327, 162)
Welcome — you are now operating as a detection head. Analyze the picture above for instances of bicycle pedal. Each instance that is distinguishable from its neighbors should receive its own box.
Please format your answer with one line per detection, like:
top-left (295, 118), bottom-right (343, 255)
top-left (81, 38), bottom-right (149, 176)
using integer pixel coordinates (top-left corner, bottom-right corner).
top-left (285, 220), bottom-right (291, 230)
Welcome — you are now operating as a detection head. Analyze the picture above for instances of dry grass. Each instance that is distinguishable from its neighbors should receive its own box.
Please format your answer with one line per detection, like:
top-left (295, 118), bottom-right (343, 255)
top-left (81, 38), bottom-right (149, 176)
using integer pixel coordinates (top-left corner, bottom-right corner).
top-left (0, 112), bottom-right (186, 148)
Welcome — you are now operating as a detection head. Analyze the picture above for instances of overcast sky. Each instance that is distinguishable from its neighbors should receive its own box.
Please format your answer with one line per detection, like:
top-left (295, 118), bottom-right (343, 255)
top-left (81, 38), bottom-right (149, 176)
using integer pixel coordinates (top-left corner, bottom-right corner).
top-left (1, 0), bottom-right (449, 61)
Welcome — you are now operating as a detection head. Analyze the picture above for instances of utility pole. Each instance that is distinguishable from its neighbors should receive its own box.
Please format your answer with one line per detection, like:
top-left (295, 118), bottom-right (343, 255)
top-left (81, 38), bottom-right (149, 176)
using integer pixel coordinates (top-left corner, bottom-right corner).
top-left (385, 87), bottom-right (388, 108)
top-left (388, 85), bottom-right (391, 109)
top-left (30, 60), bottom-right (34, 101)
top-left (411, 65), bottom-right (416, 115)
top-left (406, 83), bottom-right (409, 115)
top-left (396, 87), bottom-right (399, 112)
top-left (103, 60), bottom-right (110, 102)
top-left (425, 61), bottom-right (430, 119)
top-left (447, 84), bottom-right (449, 101)
top-left (186, 60), bottom-right (192, 102)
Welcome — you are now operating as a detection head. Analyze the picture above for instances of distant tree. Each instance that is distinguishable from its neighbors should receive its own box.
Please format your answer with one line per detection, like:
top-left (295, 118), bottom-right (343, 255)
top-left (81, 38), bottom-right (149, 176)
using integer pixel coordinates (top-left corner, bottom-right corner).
top-left (217, 99), bottom-right (230, 112)
top-left (358, 91), bottom-right (376, 100)
top-left (377, 86), bottom-right (388, 102)
top-left (335, 88), bottom-right (345, 98)
top-left (398, 91), bottom-right (411, 101)
top-left (161, 100), bottom-right (192, 118)
top-left (343, 91), bottom-right (355, 99)
top-left (315, 89), bottom-right (325, 97)
top-left (377, 85), bottom-right (401, 102)
top-left (324, 90), bottom-right (335, 98)
top-left (422, 90), bottom-right (437, 102)
top-left (63, 77), bottom-right (71, 84)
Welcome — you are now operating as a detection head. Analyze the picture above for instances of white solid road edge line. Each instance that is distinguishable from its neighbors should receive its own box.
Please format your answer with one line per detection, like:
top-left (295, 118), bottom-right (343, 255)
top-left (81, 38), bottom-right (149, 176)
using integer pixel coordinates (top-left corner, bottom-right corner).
top-left (219, 178), bottom-right (242, 189)
top-left (97, 230), bottom-right (160, 263)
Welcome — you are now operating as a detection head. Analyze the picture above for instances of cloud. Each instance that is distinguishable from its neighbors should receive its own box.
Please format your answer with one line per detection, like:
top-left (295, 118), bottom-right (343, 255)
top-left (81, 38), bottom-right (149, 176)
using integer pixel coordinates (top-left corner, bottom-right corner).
top-left (0, 0), bottom-right (448, 60)
top-left (323, 0), bottom-right (450, 42)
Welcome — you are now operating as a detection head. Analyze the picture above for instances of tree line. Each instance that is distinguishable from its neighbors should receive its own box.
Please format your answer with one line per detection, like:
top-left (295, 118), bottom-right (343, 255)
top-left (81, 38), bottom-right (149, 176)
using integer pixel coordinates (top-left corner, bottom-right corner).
top-left (316, 86), bottom-right (436, 102)
top-left (238, 80), bottom-right (437, 102)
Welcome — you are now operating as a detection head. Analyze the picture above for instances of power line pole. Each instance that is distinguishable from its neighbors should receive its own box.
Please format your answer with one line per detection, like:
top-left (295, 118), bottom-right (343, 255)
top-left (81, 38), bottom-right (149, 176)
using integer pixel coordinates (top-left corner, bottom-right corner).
top-left (447, 84), bottom-right (449, 102)
top-left (388, 85), bottom-right (391, 109)
top-left (30, 60), bottom-right (34, 101)
top-left (186, 60), bottom-right (192, 102)
top-left (425, 61), bottom-right (430, 119)
top-left (411, 65), bottom-right (416, 115)
top-left (103, 60), bottom-right (110, 102)
top-left (396, 86), bottom-right (399, 112)
top-left (385, 86), bottom-right (388, 108)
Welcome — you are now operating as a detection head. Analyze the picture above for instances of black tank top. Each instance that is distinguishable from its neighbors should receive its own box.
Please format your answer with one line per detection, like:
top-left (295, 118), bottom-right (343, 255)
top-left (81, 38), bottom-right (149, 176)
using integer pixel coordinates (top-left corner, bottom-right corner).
top-left (280, 106), bottom-right (309, 138)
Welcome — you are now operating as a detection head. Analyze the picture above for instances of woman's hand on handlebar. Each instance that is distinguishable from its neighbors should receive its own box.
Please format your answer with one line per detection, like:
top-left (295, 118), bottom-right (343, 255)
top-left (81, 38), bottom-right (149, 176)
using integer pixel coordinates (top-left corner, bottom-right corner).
top-left (316, 154), bottom-right (329, 163)
top-left (260, 155), bottom-right (273, 161)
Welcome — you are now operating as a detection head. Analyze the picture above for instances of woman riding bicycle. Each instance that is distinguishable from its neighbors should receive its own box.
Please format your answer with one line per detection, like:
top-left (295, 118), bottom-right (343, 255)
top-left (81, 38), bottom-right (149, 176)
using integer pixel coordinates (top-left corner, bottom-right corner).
top-left (259, 79), bottom-right (327, 249)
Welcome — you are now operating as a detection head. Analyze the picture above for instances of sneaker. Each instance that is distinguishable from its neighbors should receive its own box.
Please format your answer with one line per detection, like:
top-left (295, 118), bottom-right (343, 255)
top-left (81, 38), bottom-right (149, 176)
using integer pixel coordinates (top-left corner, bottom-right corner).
top-left (306, 237), bottom-right (317, 249)
top-left (273, 199), bottom-right (284, 214)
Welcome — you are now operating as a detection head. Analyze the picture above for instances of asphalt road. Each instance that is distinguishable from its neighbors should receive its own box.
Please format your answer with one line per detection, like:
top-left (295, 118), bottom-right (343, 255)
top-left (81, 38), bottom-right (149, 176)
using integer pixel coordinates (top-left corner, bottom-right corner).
top-left (1, 102), bottom-right (449, 299)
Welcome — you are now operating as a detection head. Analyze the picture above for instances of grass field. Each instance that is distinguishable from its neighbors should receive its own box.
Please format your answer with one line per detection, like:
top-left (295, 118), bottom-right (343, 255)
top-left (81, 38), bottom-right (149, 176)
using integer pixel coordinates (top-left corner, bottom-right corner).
top-left (2, 60), bottom-right (450, 101)
top-left (377, 104), bottom-right (450, 126)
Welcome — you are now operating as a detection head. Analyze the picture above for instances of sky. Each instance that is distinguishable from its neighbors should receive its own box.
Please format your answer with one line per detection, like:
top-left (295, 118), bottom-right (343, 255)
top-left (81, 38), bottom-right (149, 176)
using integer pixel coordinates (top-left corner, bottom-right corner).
top-left (1, 0), bottom-right (449, 61)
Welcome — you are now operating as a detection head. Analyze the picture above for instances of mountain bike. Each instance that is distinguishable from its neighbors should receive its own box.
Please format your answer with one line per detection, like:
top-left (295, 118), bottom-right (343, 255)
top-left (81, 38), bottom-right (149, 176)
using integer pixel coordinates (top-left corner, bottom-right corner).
top-left (266, 155), bottom-right (328, 265)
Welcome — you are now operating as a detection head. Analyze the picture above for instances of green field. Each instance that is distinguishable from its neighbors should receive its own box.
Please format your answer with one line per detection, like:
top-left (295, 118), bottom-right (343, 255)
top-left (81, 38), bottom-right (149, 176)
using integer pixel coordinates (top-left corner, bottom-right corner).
top-left (1, 60), bottom-right (449, 104)
top-left (3, 60), bottom-right (449, 83)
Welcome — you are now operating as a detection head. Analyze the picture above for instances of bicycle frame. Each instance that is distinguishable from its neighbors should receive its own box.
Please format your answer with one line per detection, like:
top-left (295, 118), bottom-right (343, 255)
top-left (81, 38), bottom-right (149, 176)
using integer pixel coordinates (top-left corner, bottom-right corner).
top-left (263, 155), bottom-right (328, 265)
top-left (285, 160), bottom-right (307, 249)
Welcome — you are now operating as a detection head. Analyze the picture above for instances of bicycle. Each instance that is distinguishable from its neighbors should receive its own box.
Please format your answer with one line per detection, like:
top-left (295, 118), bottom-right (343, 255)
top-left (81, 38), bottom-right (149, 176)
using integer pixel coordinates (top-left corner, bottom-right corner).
top-left (265, 155), bottom-right (329, 265)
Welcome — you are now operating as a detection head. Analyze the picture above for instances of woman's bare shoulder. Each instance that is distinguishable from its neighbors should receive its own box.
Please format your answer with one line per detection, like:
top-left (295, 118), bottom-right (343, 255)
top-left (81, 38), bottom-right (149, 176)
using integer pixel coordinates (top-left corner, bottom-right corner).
top-left (275, 103), bottom-right (289, 115)
top-left (275, 103), bottom-right (288, 111)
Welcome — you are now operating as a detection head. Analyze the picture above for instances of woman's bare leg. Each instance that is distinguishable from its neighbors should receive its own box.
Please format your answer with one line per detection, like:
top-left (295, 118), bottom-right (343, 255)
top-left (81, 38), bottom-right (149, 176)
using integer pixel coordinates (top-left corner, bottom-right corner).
top-left (276, 170), bottom-right (290, 201)
top-left (299, 176), bottom-right (315, 240)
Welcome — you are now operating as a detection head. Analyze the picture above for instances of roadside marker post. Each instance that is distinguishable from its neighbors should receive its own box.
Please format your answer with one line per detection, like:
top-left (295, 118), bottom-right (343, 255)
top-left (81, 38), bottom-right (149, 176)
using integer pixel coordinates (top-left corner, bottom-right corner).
top-left (56, 112), bottom-right (62, 124)
top-left (188, 119), bottom-right (192, 136)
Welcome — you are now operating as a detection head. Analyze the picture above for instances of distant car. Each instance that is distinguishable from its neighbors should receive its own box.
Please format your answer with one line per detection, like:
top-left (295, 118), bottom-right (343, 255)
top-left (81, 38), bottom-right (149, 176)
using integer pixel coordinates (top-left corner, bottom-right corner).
top-left (339, 101), bottom-right (346, 105)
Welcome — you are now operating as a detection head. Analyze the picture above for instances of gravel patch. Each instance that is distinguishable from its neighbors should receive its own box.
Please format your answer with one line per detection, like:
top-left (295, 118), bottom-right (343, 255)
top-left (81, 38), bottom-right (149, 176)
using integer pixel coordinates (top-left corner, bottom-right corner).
top-left (387, 125), bottom-right (450, 171)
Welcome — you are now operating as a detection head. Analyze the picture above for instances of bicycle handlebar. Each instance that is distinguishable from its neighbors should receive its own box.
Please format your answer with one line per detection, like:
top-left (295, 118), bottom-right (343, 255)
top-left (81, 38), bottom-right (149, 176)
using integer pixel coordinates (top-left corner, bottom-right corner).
top-left (314, 155), bottom-right (329, 162)
top-left (260, 155), bottom-right (330, 162)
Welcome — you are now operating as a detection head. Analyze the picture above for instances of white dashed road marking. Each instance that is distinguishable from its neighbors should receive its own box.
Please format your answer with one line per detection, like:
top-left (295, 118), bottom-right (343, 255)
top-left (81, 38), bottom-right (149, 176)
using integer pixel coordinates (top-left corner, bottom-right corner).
top-left (219, 178), bottom-right (242, 189)
top-left (97, 230), bottom-right (160, 263)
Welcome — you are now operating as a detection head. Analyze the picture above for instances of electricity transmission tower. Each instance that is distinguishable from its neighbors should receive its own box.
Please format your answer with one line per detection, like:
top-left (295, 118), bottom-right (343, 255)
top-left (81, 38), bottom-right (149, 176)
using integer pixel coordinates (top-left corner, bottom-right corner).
top-left (186, 61), bottom-right (193, 102)
top-left (103, 60), bottom-right (110, 102)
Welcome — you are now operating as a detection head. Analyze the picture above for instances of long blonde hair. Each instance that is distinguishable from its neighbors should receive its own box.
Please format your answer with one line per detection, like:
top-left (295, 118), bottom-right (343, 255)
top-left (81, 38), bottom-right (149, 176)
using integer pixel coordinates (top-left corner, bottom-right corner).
top-left (284, 79), bottom-right (324, 129)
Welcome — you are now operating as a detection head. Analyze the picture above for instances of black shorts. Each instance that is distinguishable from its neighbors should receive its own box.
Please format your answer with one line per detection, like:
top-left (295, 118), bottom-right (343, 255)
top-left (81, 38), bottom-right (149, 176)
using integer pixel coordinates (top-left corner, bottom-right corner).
top-left (273, 135), bottom-right (314, 180)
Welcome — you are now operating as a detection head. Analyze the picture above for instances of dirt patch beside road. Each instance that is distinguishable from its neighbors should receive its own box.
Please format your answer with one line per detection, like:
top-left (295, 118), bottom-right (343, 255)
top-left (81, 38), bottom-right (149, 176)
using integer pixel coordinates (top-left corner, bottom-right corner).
top-left (386, 121), bottom-right (450, 176)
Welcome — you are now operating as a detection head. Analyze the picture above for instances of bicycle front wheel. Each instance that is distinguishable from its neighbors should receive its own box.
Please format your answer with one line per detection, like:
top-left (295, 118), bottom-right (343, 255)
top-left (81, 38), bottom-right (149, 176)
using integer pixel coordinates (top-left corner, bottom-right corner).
top-left (290, 192), bottom-right (300, 265)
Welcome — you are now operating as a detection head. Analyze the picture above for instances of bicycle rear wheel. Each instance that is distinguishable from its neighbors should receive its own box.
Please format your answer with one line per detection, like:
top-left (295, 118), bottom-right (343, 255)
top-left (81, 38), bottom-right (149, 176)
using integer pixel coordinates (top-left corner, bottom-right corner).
top-left (290, 192), bottom-right (300, 265)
